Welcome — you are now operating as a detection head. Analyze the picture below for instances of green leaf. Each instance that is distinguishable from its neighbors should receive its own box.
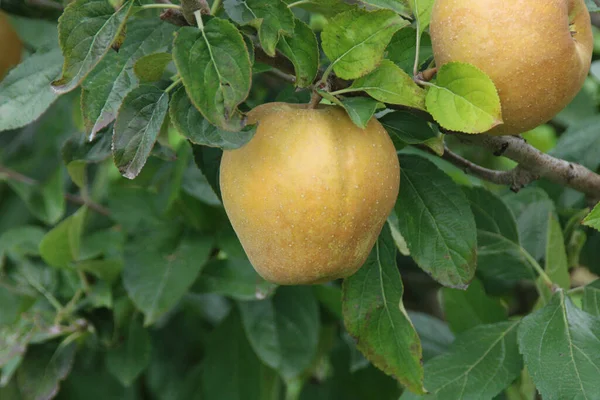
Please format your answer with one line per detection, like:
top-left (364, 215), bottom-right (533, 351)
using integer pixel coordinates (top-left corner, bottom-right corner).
top-left (62, 131), bottom-right (112, 166)
top-left (15, 343), bottom-right (76, 400)
top-left (409, 0), bottom-right (435, 34)
top-left (551, 116), bottom-right (600, 171)
top-left (518, 290), bottom-right (600, 400)
top-left (123, 235), bottom-right (213, 326)
top-left (341, 97), bottom-right (385, 129)
top-left (544, 213), bottom-right (570, 290)
top-left (172, 19), bottom-right (252, 131)
top-left (586, 0), bottom-right (600, 13)
top-left (224, 0), bottom-right (295, 57)
top-left (76, 259), bottom-right (123, 284)
top-left (504, 188), bottom-right (555, 261)
top-left (52, 0), bottom-right (135, 93)
top-left (169, 87), bottom-right (254, 150)
top-left (387, 27), bottom-right (432, 74)
top-left (39, 207), bottom-right (87, 269)
top-left (359, 0), bottom-right (411, 16)
top-left (396, 154), bottom-right (477, 288)
top-left (202, 309), bottom-right (278, 400)
top-left (193, 258), bottom-right (277, 301)
top-left (379, 110), bottom-right (437, 148)
top-left (348, 60), bottom-right (426, 109)
top-left (322, 9), bottom-right (408, 80)
top-left (0, 49), bottom-right (63, 132)
top-left (105, 316), bottom-right (152, 386)
top-left (283, 0), bottom-right (353, 17)
top-left (583, 201), bottom-right (600, 231)
top-left (81, 18), bottom-right (176, 138)
top-left (441, 278), bottom-right (506, 334)
top-left (239, 286), bottom-right (320, 380)
top-left (464, 186), bottom-right (520, 244)
top-left (425, 62), bottom-right (503, 134)
top-left (133, 52), bottom-right (172, 82)
top-left (277, 19), bottom-right (319, 88)
top-left (582, 279), bottom-right (600, 317)
top-left (191, 145), bottom-right (223, 200)
top-left (404, 321), bottom-right (522, 399)
top-left (342, 225), bottom-right (425, 394)
top-left (407, 311), bottom-right (454, 362)
top-left (112, 85), bottom-right (169, 179)
top-left (0, 226), bottom-right (45, 267)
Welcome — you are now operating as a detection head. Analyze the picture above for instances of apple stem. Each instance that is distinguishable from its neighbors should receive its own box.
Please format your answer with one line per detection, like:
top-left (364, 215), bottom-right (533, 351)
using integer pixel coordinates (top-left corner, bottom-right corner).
top-left (308, 91), bottom-right (322, 109)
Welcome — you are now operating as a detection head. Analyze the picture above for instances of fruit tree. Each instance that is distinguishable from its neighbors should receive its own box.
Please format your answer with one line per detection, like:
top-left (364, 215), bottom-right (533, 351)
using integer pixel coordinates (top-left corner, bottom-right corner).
top-left (2, 0), bottom-right (600, 399)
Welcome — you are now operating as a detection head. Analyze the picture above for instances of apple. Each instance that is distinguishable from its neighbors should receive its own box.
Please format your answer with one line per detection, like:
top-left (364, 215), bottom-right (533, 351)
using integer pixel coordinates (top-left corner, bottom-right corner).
top-left (430, 0), bottom-right (593, 135)
top-left (220, 103), bottom-right (400, 285)
top-left (0, 12), bottom-right (22, 80)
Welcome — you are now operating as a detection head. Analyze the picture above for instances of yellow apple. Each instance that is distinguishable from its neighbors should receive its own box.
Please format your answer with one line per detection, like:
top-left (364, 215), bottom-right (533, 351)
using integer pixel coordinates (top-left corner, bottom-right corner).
top-left (0, 12), bottom-right (22, 80)
top-left (430, 0), bottom-right (593, 135)
top-left (220, 103), bottom-right (400, 285)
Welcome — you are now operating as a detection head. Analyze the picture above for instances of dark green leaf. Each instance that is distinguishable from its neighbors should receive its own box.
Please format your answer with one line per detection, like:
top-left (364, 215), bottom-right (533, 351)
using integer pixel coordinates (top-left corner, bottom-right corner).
top-left (387, 27), bottom-right (433, 74)
top-left (16, 342), bottom-right (76, 400)
top-left (0, 49), bottom-right (63, 132)
top-left (544, 213), bottom-right (570, 290)
top-left (169, 87), bottom-right (254, 150)
top-left (582, 279), bottom-right (600, 317)
top-left (340, 97), bottom-right (384, 129)
top-left (464, 186), bottom-right (520, 244)
top-left (202, 309), bottom-right (278, 400)
top-left (404, 321), bottom-right (522, 399)
top-left (239, 286), bottom-right (320, 380)
top-left (193, 258), bottom-right (276, 301)
top-left (441, 278), bottom-right (506, 334)
top-left (224, 0), bottom-right (295, 56)
top-left (359, 0), bottom-right (411, 15)
top-left (277, 19), bottom-right (319, 88)
top-left (81, 18), bottom-right (176, 138)
top-left (342, 225), bottom-right (425, 393)
top-left (583, 201), bottom-right (600, 232)
top-left (379, 110), bottom-right (437, 148)
top-left (396, 154), bottom-right (477, 288)
top-left (112, 85), bottom-right (169, 179)
top-left (192, 145), bottom-right (223, 200)
top-left (173, 19), bottom-right (252, 131)
top-left (52, 0), bottom-right (135, 93)
top-left (105, 316), bottom-right (152, 386)
top-left (407, 311), bottom-right (454, 362)
top-left (518, 290), bottom-right (600, 399)
top-left (123, 235), bottom-right (213, 325)
top-left (321, 9), bottom-right (408, 80)
top-left (551, 115), bottom-right (600, 171)
top-left (133, 52), bottom-right (172, 82)
top-left (283, 0), bottom-right (353, 17)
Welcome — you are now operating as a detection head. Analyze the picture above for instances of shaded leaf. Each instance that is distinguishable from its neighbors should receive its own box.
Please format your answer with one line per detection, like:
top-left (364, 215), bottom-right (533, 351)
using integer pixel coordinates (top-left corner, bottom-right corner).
top-left (321, 9), bottom-right (408, 80)
top-left (464, 186), bottom-right (519, 244)
top-left (0, 49), bottom-right (63, 132)
top-left (583, 201), bottom-right (600, 232)
top-left (340, 97), bottom-right (384, 129)
top-left (123, 235), bottom-right (213, 326)
top-left (105, 316), bottom-right (152, 386)
top-left (379, 110), bottom-right (437, 148)
top-left (239, 286), bottom-right (320, 380)
top-left (396, 154), bottom-right (477, 288)
top-left (52, 0), bottom-right (135, 93)
top-left (173, 19), bottom-right (251, 131)
top-left (39, 207), bottom-right (87, 269)
top-left (277, 19), bottom-right (319, 88)
top-left (133, 52), bottom-right (172, 82)
top-left (342, 225), bottom-right (425, 393)
top-left (582, 279), bottom-right (600, 317)
top-left (169, 87), bottom-right (254, 150)
top-left (407, 311), bottom-right (454, 362)
top-left (112, 85), bottom-right (169, 179)
top-left (551, 115), bottom-right (600, 171)
top-left (387, 27), bottom-right (432, 74)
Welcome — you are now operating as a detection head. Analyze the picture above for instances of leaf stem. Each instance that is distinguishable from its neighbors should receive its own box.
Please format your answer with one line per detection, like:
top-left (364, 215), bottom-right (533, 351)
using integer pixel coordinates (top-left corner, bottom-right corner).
top-left (194, 9), bottom-right (204, 29)
top-left (520, 247), bottom-right (554, 289)
top-left (140, 3), bottom-right (182, 10)
top-left (210, 0), bottom-right (222, 14)
top-left (412, 0), bottom-right (421, 77)
top-left (165, 77), bottom-right (183, 93)
top-left (284, 379), bottom-right (303, 400)
top-left (287, 0), bottom-right (310, 8)
top-left (328, 88), bottom-right (360, 96)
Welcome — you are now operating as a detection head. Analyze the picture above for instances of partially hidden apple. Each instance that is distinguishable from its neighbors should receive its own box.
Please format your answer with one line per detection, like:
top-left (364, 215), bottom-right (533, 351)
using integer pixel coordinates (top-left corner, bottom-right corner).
top-left (0, 11), bottom-right (22, 80)
top-left (430, 0), bottom-right (593, 135)
top-left (220, 103), bottom-right (400, 285)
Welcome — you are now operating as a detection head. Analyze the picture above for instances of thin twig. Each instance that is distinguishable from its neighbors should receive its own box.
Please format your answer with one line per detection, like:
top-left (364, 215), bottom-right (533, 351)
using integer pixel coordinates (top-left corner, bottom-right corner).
top-left (64, 193), bottom-right (111, 217)
top-left (0, 165), bottom-right (38, 185)
top-left (308, 91), bottom-right (322, 109)
top-left (25, 0), bottom-right (63, 10)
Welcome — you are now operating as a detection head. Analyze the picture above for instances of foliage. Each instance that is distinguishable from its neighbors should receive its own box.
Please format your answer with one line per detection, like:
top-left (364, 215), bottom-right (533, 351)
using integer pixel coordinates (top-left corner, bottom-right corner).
top-left (1, 1), bottom-right (600, 399)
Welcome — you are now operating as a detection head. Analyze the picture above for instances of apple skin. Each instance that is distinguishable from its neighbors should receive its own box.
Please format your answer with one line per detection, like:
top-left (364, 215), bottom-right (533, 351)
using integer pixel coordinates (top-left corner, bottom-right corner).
top-left (220, 103), bottom-right (400, 285)
top-left (430, 0), bottom-right (593, 135)
top-left (0, 12), bottom-right (22, 80)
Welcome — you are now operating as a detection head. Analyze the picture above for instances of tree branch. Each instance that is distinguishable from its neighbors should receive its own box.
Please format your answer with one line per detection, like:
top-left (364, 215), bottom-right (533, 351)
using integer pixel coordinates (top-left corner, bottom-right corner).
top-left (456, 134), bottom-right (600, 199)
